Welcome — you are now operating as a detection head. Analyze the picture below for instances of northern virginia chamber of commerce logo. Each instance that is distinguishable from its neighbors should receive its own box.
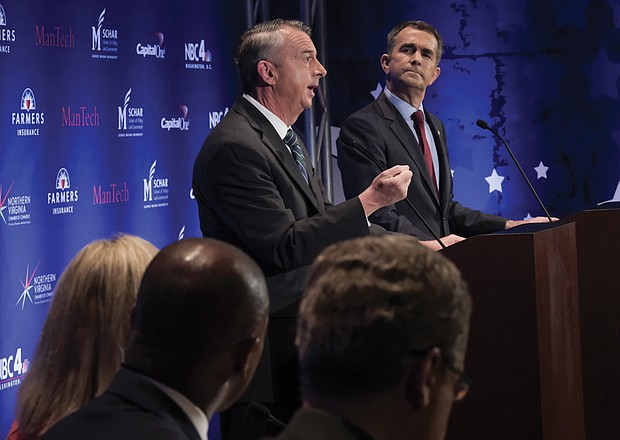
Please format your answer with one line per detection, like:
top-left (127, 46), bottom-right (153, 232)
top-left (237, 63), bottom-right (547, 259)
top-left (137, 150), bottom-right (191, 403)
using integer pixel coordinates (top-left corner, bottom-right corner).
top-left (0, 348), bottom-right (29, 392)
top-left (118, 88), bottom-right (144, 137)
top-left (184, 38), bottom-right (212, 70)
top-left (143, 160), bottom-right (169, 209)
top-left (91, 8), bottom-right (118, 59)
top-left (35, 22), bottom-right (75, 48)
top-left (47, 168), bottom-right (78, 215)
top-left (136, 31), bottom-right (165, 59)
top-left (161, 105), bottom-right (190, 131)
top-left (0, 181), bottom-right (32, 227)
top-left (11, 88), bottom-right (45, 136)
top-left (15, 261), bottom-right (57, 310)
top-left (0, 3), bottom-right (16, 54)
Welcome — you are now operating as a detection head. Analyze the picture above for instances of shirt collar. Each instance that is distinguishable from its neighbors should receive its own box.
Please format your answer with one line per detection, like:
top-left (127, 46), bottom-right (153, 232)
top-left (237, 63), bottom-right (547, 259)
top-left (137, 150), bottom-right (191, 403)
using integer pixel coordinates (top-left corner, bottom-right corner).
top-left (144, 376), bottom-right (209, 440)
top-left (384, 86), bottom-right (425, 123)
top-left (243, 93), bottom-right (289, 139)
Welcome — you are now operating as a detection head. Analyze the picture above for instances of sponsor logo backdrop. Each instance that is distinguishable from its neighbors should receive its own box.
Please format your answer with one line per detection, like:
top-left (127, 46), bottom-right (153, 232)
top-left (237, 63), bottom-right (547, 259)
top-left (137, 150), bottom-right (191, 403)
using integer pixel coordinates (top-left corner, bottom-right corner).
top-left (0, 0), bottom-right (243, 437)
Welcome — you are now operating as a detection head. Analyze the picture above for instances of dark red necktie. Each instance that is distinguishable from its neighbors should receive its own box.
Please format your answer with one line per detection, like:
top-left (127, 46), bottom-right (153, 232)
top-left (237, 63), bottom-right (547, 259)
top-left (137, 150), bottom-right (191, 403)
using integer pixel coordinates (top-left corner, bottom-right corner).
top-left (412, 110), bottom-right (438, 195)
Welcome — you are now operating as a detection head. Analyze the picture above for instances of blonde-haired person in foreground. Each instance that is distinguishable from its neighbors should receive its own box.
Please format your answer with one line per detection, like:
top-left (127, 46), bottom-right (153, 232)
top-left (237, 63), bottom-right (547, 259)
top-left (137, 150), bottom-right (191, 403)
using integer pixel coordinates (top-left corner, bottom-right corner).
top-left (6, 234), bottom-right (158, 440)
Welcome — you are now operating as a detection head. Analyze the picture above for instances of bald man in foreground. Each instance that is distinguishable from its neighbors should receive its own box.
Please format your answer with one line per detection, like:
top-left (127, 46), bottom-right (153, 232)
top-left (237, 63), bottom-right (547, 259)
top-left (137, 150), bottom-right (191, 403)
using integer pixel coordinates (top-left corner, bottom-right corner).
top-left (43, 238), bottom-right (269, 440)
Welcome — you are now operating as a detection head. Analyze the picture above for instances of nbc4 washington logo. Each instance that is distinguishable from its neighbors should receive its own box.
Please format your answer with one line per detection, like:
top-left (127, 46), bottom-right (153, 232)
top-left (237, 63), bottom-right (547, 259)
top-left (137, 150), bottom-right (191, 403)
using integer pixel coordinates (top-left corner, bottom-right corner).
top-left (143, 160), bottom-right (169, 209)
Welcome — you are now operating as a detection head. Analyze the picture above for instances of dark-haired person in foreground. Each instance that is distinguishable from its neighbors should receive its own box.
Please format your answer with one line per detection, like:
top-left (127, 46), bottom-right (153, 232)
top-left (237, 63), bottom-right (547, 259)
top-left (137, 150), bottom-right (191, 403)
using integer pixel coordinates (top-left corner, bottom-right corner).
top-left (43, 238), bottom-right (269, 440)
top-left (272, 235), bottom-right (471, 440)
top-left (337, 20), bottom-right (552, 250)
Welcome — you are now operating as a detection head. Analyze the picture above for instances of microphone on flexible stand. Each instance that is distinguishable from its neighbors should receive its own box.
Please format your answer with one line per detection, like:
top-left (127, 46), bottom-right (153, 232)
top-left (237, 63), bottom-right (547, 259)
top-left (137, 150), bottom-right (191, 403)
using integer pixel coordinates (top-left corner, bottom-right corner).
top-left (344, 138), bottom-right (446, 249)
top-left (246, 401), bottom-right (287, 429)
top-left (475, 119), bottom-right (553, 223)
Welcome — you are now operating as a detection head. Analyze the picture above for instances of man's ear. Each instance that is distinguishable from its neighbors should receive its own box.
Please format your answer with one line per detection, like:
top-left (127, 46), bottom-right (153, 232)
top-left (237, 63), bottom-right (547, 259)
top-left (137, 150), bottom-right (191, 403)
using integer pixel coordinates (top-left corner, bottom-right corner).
top-left (257, 60), bottom-right (277, 85)
top-left (407, 347), bottom-right (442, 410)
top-left (380, 53), bottom-right (390, 74)
top-left (233, 316), bottom-right (268, 379)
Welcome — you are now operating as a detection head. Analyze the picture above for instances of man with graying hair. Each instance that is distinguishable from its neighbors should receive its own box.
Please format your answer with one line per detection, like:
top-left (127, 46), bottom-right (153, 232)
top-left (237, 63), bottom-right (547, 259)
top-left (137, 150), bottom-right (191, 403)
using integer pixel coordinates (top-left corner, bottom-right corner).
top-left (43, 238), bottom-right (269, 440)
top-left (272, 235), bottom-right (471, 440)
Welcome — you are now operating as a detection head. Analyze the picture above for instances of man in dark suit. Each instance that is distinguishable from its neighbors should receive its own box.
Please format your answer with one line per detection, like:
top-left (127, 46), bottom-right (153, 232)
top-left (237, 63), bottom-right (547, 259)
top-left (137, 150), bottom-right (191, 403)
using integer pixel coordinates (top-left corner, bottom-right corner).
top-left (43, 238), bottom-right (270, 440)
top-left (272, 235), bottom-right (472, 440)
top-left (337, 21), bottom-right (550, 250)
top-left (192, 19), bottom-right (412, 436)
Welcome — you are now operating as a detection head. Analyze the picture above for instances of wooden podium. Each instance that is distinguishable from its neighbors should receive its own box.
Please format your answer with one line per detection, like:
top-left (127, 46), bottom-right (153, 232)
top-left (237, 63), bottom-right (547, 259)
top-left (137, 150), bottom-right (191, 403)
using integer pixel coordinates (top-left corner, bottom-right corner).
top-left (441, 222), bottom-right (585, 440)
top-left (560, 208), bottom-right (620, 440)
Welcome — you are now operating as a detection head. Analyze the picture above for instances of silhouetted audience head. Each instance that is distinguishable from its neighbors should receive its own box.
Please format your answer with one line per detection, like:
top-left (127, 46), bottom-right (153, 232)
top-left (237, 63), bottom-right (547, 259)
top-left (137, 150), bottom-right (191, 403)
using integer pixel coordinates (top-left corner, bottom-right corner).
top-left (124, 237), bottom-right (269, 415)
top-left (14, 234), bottom-right (157, 438)
top-left (297, 235), bottom-right (471, 440)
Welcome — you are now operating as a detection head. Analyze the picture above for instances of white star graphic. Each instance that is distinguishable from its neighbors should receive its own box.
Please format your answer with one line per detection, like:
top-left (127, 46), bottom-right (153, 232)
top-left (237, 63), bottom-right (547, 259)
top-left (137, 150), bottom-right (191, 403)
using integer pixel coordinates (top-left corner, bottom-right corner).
top-left (370, 83), bottom-right (382, 100)
top-left (524, 213), bottom-right (533, 220)
top-left (534, 161), bottom-right (549, 179)
top-left (485, 169), bottom-right (505, 193)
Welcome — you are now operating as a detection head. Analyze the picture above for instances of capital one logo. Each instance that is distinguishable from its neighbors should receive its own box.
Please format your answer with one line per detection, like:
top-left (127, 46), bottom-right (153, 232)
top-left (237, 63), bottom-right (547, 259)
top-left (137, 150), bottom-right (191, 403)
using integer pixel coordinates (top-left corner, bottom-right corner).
top-left (118, 88), bottom-right (131, 129)
top-left (91, 8), bottom-right (105, 50)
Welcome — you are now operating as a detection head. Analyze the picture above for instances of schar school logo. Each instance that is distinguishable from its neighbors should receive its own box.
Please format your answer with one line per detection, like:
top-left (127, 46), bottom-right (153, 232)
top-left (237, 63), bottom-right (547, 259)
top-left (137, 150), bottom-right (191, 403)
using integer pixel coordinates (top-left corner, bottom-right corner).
top-left (118, 88), bottom-right (144, 137)
top-left (184, 38), bottom-right (212, 70)
top-left (35, 23), bottom-right (75, 48)
top-left (143, 160), bottom-right (169, 209)
top-left (161, 105), bottom-right (190, 131)
top-left (136, 32), bottom-right (165, 59)
top-left (0, 348), bottom-right (29, 392)
top-left (93, 181), bottom-right (129, 205)
top-left (11, 88), bottom-right (45, 136)
top-left (209, 107), bottom-right (229, 129)
top-left (91, 8), bottom-right (118, 59)
top-left (15, 261), bottom-right (57, 310)
top-left (47, 168), bottom-right (78, 215)
top-left (0, 3), bottom-right (16, 54)
top-left (0, 181), bottom-right (32, 227)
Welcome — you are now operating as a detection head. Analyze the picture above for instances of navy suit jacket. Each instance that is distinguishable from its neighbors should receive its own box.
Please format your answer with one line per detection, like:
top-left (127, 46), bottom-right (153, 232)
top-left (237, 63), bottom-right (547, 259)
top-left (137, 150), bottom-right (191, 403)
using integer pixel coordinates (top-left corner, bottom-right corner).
top-left (42, 368), bottom-right (201, 440)
top-left (337, 91), bottom-right (506, 241)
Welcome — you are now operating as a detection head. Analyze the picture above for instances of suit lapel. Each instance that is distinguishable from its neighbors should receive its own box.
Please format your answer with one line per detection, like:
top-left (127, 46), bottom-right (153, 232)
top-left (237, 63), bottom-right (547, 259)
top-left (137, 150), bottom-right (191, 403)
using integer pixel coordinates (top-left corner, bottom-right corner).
top-left (377, 93), bottom-right (441, 207)
top-left (425, 112), bottom-right (451, 210)
top-left (233, 98), bottom-right (321, 210)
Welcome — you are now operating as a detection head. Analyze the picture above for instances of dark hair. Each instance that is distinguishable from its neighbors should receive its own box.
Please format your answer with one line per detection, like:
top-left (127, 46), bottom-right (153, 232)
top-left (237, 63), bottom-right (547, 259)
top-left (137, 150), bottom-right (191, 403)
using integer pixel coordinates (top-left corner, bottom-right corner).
top-left (127, 238), bottom-right (269, 382)
top-left (236, 18), bottom-right (312, 93)
top-left (387, 20), bottom-right (443, 65)
top-left (297, 235), bottom-right (470, 400)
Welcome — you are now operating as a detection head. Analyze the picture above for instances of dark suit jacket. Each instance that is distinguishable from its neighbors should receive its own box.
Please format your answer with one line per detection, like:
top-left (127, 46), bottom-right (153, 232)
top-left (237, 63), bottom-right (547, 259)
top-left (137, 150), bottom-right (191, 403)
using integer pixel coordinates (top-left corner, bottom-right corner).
top-left (337, 91), bottom-right (506, 241)
top-left (193, 96), bottom-right (370, 313)
top-left (42, 368), bottom-right (201, 440)
top-left (267, 408), bottom-right (374, 440)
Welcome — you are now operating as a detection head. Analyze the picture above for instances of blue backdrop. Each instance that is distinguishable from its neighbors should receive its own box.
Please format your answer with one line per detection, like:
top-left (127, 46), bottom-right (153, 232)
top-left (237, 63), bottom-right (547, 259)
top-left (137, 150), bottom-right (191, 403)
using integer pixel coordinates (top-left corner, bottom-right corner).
top-left (2, 0), bottom-right (620, 438)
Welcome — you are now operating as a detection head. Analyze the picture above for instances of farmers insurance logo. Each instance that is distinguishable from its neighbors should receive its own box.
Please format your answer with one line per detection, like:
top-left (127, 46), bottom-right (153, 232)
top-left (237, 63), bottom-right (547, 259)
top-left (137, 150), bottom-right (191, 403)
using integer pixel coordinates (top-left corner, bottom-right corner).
top-left (184, 38), bottom-right (212, 70)
top-left (15, 261), bottom-right (57, 310)
top-left (0, 348), bottom-right (29, 392)
top-left (47, 168), bottom-right (78, 215)
top-left (91, 8), bottom-right (118, 59)
top-left (136, 32), bottom-right (165, 59)
top-left (118, 88), bottom-right (144, 137)
top-left (11, 88), bottom-right (45, 136)
top-left (0, 181), bottom-right (32, 227)
top-left (143, 160), bottom-right (169, 209)
top-left (161, 105), bottom-right (190, 131)
top-left (0, 3), bottom-right (16, 54)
